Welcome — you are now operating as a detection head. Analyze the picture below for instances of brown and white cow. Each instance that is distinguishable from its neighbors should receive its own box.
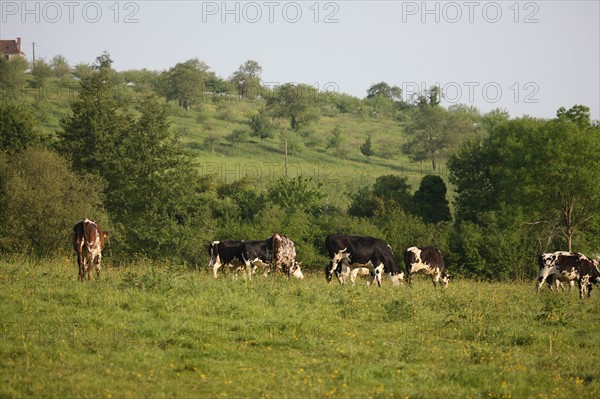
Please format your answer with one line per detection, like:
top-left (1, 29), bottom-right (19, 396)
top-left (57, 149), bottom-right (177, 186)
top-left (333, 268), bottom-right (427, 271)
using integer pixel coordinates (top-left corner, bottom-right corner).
top-left (404, 246), bottom-right (449, 288)
top-left (242, 234), bottom-right (304, 279)
top-left (537, 251), bottom-right (600, 299)
top-left (72, 219), bottom-right (108, 282)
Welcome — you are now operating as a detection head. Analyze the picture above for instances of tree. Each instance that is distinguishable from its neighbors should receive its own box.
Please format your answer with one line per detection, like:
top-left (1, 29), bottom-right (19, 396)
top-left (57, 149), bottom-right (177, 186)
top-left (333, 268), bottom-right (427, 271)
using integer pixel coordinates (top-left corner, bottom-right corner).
top-left (267, 83), bottom-right (319, 131)
top-left (366, 82), bottom-right (403, 102)
top-left (0, 103), bottom-right (39, 153)
top-left (55, 67), bottom-right (129, 174)
top-left (230, 60), bottom-right (262, 99)
top-left (402, 96), bottom-right (447, 171)
top-left (225, 128), bottom-right (249, 146)
top-left (162, 59), bottom-right (209, 111)
top-left (556, 104), bottom-right (591, 129)
top-left (267, 176), bottom-right (325, 213)
top-left (0, 56), bottom-right (27, 91)
top-left (360, 134), bottom-right (374, 158)
top-left (248, 108), bottom-right (275, 142)
top-left (204, 132), bottom-right (221, 154)
top-left (50, 55), bottom-right (71, 78)
top-left (327, 126), bottom-right (343, 150)
top-left (449, 110), bottom-right (600, 252)
top-left (348, 175), bottom-right (412, 217)
top-left (56, 67), bottom-right (205, 259)
top-left (412, 175), bottom-right (451, 223)
top-left (0, 148), bottom-right (106, 256)
top-left (30, 58), bottom-right (53, 88)
top-left (93, 51), bottom-right (113, 70)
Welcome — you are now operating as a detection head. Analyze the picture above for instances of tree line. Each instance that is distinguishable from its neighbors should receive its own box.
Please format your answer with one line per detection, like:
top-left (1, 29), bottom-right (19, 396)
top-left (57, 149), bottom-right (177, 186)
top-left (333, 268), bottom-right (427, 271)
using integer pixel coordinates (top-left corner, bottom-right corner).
top-left (1, 53), bottom-right (599, 280)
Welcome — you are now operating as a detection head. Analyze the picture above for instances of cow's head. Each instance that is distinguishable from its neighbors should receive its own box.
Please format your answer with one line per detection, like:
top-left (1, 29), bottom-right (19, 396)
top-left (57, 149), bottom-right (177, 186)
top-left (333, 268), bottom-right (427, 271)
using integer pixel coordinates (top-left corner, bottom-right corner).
top-left (289, 262), bottom-right (304, 280)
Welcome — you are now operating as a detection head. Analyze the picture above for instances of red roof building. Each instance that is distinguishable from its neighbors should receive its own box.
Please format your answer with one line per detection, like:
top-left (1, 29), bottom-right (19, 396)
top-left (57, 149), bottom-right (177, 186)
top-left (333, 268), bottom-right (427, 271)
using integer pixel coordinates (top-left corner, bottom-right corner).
top-left (0, 37), bottom-right (25, 60)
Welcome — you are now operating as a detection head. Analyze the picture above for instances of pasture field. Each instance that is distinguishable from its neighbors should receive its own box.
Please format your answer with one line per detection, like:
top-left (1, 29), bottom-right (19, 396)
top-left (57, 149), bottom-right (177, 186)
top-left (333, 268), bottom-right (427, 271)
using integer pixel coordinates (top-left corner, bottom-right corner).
top-left (1, 258), bottom-right (599, 398)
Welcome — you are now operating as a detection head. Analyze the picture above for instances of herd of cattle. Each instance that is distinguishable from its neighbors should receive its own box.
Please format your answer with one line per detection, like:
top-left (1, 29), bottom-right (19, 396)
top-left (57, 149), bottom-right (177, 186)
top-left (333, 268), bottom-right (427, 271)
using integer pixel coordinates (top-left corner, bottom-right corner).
top-left (72, 219), bottom-right (600, 298)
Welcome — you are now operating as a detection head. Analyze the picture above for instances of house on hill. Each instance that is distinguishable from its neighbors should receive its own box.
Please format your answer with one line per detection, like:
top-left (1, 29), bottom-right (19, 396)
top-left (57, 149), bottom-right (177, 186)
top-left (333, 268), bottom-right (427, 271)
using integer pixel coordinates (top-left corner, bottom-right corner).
top-left (0, 37), bottom-right (25, 60)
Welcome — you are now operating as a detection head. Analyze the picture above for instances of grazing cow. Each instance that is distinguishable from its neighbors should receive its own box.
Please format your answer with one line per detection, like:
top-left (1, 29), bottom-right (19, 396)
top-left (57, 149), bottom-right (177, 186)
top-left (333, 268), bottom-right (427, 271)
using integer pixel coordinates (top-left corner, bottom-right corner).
top-left (404, 246), bottom-right (449, 288)
top-left (537, 251), bottom-right (600, 299)
top-left (72, 219), bottom-right (108, 282)
top-left (325, 234), bottom-right (402, 286)
top-left (242, 234), bottom-right (304, 279)
top-left (208, 240), bottom-right (245, 278)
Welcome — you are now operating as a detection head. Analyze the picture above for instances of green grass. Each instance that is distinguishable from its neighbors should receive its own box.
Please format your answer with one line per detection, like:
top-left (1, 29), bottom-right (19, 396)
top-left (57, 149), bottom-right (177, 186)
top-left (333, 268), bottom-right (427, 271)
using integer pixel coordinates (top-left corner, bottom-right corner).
top-left (2, 258), bottom-right (599, 398)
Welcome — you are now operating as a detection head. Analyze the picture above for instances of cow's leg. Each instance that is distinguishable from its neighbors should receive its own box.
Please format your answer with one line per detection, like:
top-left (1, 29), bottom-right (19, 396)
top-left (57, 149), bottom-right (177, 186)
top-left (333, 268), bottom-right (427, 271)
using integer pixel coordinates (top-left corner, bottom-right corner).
top-left (537, 269), bottom-right (550, 290)
top-left (85, 253), bottom-right (93, 281)
top-left (373, 263), bottom-right (384, 287)
top-left (76, 252), bottom-right (84, 281)
top-left (212, 260), bottom-right (222, 278)
top-left (95, 253), bottom-right (102, 278)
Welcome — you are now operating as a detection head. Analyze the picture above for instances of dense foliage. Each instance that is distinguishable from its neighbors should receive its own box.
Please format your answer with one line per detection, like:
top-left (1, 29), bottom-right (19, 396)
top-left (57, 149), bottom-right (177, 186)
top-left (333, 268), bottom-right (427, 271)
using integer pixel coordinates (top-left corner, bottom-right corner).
top-left (1, 53), bottom-right (598, 281)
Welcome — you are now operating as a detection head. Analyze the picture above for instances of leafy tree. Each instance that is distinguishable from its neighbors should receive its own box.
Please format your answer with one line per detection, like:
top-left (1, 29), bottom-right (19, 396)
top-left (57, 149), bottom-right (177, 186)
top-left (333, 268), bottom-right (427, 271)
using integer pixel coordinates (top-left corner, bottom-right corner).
top-left (50, 55), bottom-right (71, 78)
top-left (360, 134), bottom-right (374, 158)
top-left (230, 60), bottom-right (262, 99)
top-left (248, 108), bottom-right (274, 142)
top-left (225, 128), bottom-right (249, 146)
top-left (0, 103), bottom-right (39, 153)
top-left (56, 67), bottom-right (205, 259)
top-left (162, 58), bottom-right (209, 111)
top-left (73, 63), bottom-right (94, 80)
top-left (327, 126), bottom-right (343, 150)
top-left (204, 132), bottom-right (221, 154)
top-left (55, 67), bottom-right (129, 174)
top-left (412, 175), bottom-right (451, 223)
top-left (0, 148), bottom-right (106, 256)
top-left (0, 56), bottom-right (27, 91)
top-left (31, 58), bottom-right (53, 88)
top-left (449, 109), bottom-right (600, 252)
top-left (93, 51), bottom-right (113, 70)
top-left (348, 175), bottom-right (412, 217)
top-left (267, 176), bottom-right (325, 213)
top-left (556, 104), bottom-right (591, 129)
top-left (366, 82), bottom-right (403, 102)
top-left (267, 83), bottom-right (320, 131)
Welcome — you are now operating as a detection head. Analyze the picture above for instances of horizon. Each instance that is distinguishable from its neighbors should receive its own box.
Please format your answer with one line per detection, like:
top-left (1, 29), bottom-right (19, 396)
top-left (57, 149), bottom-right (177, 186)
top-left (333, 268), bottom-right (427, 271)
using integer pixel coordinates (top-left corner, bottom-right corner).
top-left (2, 1), bottom-right (598, 120)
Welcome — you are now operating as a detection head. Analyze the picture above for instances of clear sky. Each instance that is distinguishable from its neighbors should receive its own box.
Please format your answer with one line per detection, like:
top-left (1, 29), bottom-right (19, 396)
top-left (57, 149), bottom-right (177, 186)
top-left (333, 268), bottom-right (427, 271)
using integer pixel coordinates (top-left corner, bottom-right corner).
top-left (2, 0), bottom-right (599, 119)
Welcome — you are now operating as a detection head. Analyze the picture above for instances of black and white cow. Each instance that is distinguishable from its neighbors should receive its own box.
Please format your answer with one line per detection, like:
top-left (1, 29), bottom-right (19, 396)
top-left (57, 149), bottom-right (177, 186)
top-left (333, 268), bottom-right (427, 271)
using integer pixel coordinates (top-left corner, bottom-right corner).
top-left (537, 251), bottom-right (600, 299)
top-left (325, 234), bottom-right (402, 286)
top-left (404, 246), bottom-right (449, 288)
top-left (208, 240), bottom-right (245, 278)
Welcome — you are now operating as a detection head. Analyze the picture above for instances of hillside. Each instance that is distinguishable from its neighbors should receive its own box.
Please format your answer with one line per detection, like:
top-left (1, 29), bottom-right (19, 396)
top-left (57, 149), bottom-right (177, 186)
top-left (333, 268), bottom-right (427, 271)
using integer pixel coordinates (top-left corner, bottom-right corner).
top-left (24, 77), bottom-right (448, 209)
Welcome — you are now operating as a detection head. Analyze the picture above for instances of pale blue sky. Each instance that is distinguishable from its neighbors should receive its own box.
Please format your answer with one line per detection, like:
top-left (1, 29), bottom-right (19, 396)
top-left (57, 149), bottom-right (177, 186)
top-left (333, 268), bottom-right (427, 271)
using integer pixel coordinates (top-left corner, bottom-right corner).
top-left (2, 0), bottom-right (599, 119)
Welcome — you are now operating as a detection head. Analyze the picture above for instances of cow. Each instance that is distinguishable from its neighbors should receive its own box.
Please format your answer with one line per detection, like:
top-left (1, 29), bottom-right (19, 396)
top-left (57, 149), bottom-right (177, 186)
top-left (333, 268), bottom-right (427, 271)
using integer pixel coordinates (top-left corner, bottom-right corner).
top-left (404, 246), bottom-right (449, 288)
top-left (72, 219), bottom-right (108, 282)
top-left (325, 234), bottom-right (402, 286)
top-left (242, 234), bottom-right (304, 279)
top-left (209, 236), bottom-right (303, 279)
top-left (208, 240), bottom-right (246, 278)
top-left (537, 251), bottom-right (600, 299)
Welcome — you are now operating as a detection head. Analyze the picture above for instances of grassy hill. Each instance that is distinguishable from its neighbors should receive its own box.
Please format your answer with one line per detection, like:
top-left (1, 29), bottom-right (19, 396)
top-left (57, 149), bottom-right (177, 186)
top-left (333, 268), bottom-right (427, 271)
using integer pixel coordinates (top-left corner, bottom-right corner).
top-left (24, 78), bottom-right (449, 210)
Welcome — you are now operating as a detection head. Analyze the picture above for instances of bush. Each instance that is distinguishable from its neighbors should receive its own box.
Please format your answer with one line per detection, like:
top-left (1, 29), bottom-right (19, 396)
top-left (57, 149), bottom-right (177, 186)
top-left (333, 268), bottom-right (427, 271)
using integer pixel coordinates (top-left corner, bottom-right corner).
top-left (0, 148), bottom-right (107, 256)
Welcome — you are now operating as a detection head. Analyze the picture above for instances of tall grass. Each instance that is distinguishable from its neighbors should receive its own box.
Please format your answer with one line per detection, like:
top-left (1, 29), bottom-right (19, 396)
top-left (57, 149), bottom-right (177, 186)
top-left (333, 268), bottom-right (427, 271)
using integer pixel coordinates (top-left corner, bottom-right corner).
top-left (2, 258), bottom-right (598, 398)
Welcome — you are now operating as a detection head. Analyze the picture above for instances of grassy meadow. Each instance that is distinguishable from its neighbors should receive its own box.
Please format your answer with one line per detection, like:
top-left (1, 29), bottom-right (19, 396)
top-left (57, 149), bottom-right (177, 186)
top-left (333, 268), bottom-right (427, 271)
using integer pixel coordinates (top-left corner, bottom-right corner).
top-left (1, 257), bottom-right (599, 398)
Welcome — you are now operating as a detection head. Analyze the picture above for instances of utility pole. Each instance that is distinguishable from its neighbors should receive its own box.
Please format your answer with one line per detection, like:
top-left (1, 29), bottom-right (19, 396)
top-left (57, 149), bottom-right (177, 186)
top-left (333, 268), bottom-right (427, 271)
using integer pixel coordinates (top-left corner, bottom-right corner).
top-left (32, 42), bottom-right (35, 64)
top-left (284, 140), bottom-right (288, 178)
